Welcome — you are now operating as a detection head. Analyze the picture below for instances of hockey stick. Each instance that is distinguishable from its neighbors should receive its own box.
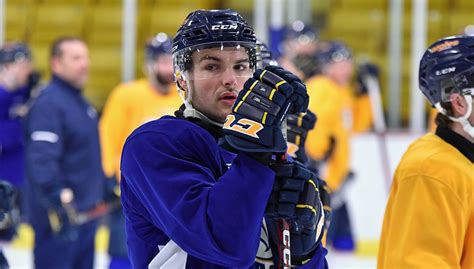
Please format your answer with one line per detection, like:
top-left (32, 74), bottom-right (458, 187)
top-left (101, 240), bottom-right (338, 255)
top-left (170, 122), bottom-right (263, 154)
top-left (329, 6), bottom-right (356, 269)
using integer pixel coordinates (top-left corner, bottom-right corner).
top-left (361, 70), bottom-right (392, 194)
top-left (276, 110), bottom-right (291, 269)
top-left (63, 199), bottom-right (122, 225)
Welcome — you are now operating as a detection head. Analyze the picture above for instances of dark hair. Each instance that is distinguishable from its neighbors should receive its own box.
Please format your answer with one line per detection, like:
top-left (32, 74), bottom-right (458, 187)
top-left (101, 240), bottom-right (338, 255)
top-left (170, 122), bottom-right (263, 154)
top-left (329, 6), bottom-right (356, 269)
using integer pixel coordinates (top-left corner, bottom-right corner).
top-left (434, 102), bottom-right (454, 127)
top-left (50, 37), bottom-right (85, 60)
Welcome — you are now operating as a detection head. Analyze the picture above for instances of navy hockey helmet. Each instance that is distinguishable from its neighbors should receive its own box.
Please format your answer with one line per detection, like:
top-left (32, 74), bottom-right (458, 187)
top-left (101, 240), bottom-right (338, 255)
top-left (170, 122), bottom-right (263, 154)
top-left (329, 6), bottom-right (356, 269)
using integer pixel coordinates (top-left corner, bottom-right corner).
top-left (172, 9), bottom-right (257, 73)
top-left (284, 20), bottom-right (318, 44)
top-left (145, 32), bottom-right (173, 61)
top-left (0, 43), bottom-right (31, 65)
top-left (256, 39), bottom-right (277, 69)
top-left (419, 35), bottom-right (474, 107)
top-left (314, 41), bottom-right (352, 67)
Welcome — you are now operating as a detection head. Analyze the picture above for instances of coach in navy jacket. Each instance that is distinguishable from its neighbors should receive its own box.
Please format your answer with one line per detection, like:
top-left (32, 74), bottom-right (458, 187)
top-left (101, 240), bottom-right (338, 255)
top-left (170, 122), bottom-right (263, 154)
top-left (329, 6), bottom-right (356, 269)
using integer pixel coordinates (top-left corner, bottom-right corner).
top-left (24, 37), bottom-right (104, 269)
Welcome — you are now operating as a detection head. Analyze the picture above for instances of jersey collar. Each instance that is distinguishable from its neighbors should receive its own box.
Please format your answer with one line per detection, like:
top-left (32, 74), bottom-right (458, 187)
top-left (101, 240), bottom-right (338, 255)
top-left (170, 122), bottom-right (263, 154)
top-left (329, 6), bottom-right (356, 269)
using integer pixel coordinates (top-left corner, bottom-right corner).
top-left (436, 126), bottom-right (474, 163)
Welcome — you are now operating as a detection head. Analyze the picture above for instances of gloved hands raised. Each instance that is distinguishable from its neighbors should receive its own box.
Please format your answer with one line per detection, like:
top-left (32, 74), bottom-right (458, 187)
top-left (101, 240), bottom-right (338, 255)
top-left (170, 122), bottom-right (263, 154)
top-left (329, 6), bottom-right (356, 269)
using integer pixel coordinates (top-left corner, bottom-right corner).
top-left (265, 161), bottom-right (325, 264)
top-left (286, 110), bottom-right (317, 165)
top-left (223, 66), bottom-right (309, 156)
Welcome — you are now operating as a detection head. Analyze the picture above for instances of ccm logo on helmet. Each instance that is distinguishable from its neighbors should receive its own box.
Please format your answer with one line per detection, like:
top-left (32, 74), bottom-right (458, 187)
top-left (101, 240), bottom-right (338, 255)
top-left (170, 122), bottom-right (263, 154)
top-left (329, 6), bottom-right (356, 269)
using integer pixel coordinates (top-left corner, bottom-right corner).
top-left (211, 24), bottom-right (238, 31)
top-left (435, 67), bottom-right (456, 76)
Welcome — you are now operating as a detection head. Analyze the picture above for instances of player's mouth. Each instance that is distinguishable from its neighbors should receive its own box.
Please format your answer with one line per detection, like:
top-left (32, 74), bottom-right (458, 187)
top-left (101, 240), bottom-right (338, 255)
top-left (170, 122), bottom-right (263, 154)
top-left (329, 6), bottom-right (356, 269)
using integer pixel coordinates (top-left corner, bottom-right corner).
top-left (219, 92), bottom-right (237, 106)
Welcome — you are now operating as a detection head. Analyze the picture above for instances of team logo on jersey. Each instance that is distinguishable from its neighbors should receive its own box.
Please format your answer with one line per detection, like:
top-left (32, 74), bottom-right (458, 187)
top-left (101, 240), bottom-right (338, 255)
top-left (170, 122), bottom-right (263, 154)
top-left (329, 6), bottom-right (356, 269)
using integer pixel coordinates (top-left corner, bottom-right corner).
top-left (429, 40), bottom-right (459, 53)
top-left (223, 114), bottom-right (264, 138)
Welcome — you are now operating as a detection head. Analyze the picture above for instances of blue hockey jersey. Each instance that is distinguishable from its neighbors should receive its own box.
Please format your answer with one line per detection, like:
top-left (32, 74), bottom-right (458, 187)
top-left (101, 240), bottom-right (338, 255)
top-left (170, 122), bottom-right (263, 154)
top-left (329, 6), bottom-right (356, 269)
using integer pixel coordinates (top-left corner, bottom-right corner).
top-left (120, 116), bottom-right (328, 268)
top-left (0, 85), bottom-right (30, 187)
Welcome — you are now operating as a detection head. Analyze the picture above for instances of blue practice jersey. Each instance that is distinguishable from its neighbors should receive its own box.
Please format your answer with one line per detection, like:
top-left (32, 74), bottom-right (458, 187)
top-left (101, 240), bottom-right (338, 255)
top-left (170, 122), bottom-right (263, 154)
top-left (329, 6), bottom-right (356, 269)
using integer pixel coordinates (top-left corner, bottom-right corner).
top-left (120, 116), bottom-right (328, 268)
top-left (0, 85), bottom-right (30, 187)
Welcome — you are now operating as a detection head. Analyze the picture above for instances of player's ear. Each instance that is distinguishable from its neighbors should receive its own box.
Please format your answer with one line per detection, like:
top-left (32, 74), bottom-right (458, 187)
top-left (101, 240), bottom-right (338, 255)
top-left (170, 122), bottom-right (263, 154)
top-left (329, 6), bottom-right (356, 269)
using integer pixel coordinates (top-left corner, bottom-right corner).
top-left (450, 93), bottom-right (468, 117)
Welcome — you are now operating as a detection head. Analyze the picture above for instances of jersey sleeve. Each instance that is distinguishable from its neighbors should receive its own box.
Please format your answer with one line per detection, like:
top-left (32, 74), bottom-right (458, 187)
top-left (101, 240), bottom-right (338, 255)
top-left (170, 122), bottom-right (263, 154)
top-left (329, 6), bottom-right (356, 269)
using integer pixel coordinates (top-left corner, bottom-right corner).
top-left (378, 174), bottom-right (467, 269)
top-left (352, 94), bottom-right (373, 133)
top-left (99, 85), bottom-right (129, 180)
top-left (121, 127), bottom-right (275, 267)
top-left (25, 98), bottom-right (64, 199)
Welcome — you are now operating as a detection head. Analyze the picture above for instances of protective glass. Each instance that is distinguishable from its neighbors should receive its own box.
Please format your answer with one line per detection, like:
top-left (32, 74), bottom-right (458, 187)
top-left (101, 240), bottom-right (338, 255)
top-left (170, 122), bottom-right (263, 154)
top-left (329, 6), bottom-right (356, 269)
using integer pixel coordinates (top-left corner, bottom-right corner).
top-left (440, 66), bottom-right (474, 102)
top-left (174, 42), bottom-right (256, 82)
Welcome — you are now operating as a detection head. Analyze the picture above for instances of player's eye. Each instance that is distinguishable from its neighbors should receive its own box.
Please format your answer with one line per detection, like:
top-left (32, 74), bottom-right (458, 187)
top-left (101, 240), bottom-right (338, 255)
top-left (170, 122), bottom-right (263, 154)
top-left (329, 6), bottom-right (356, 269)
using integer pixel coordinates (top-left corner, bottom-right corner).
top-left (204, 64), bottom-right (218, 71)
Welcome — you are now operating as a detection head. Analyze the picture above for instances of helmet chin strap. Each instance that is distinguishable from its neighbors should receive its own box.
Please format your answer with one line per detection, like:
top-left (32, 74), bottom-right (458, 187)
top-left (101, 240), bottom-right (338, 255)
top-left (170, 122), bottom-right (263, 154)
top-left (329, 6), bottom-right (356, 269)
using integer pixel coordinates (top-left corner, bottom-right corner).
top-left (177, 72), bottom-right (224, 128)
top-left (435, 95), bottom-right (474, 138)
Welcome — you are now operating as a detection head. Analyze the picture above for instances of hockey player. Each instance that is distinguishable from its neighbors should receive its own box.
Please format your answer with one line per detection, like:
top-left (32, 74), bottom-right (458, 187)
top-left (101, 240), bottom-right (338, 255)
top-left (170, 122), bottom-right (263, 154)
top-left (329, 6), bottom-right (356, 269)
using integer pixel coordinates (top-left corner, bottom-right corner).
top-left (24, 37), bottom-right (106, 269)
top-left (0, 43), bottom-right (37, 190)
top-left (304, 41), bottom-right (372, 251)
top-left (279, 21), bottom-right (319, 80)
top-left (100, 33), bottom-right (182, 269)
top-left (378, 35), bottom-right (474, 269)
top-left (120, 9), bottom-right (328, 268)
top-left (256, 38), bottom-right (332, 246)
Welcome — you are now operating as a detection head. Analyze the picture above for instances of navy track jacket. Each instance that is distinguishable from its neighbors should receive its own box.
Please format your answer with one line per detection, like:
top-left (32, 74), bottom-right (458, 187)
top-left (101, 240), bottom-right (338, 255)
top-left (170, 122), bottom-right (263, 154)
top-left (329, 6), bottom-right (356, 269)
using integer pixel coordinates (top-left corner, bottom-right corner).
top-left (24, 75), bottom-right (104, 215)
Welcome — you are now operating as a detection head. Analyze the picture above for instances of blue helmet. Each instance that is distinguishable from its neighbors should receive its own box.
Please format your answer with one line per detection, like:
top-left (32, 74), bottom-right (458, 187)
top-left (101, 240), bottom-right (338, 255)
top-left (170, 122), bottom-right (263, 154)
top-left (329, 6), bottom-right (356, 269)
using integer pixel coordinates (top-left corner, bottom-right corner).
top-left (0, 43), bottom-right (31, 64)
top-left (172, 9), bottom-right (257, 72)
top-left (419, 35), bottom-right (474, 106)
top-left (284, 20), bottom-right (318, 44)
top-left (145, 32), bottom-right (173, 61)
top-left (256, 38), bottom-right (277, 69)
top-left (314, 41), bottom-right (352, 67)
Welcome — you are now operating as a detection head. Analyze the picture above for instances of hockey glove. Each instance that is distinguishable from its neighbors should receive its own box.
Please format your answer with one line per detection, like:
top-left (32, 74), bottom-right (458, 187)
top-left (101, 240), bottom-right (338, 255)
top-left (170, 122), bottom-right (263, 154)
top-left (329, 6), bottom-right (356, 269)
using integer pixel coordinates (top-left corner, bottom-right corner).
top-left (223, 66), bottom-right (309, 154)
top-left (356, 62), bottom-right (380, 96)
top-left (265, 161), bottom-right (325, 264)
top-left (286, 110), bottom-right (317, 165)
top-left (46, 189), bottom-right (79, 241)
top-left (0, 181), bottom-right (17, 222)
top-left (103, 176), bottom-right (121, 203)
top-left (317, 178), bottom-right (331, 234)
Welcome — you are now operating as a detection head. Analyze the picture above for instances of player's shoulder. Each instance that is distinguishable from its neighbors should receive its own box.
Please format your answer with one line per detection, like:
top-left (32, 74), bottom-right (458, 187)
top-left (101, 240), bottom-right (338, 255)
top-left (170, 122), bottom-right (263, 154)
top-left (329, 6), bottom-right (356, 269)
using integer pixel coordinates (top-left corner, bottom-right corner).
top-left (30, 86), bottom-right (63, 111)
top-left (126, 116), bottom-right (215, 146)
top-left (398, 133), bottom-right (470, 179)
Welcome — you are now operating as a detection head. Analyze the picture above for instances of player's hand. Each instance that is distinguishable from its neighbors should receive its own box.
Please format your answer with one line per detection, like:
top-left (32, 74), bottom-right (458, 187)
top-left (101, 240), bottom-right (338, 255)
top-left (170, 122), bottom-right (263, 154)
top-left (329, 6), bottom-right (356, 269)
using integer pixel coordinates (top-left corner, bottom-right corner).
top-left (286, 110), bottom-right (317, 164)
top-left (46, 188), bottom-right (78, 241)
top-left (103, 176), bottom-right (121, 203)
top-left (222, 66), bottom-right (309, 156)
top-left (356, 62), bottom-right (380, 96)
top-left (265, 161), bottom-right (325, 264)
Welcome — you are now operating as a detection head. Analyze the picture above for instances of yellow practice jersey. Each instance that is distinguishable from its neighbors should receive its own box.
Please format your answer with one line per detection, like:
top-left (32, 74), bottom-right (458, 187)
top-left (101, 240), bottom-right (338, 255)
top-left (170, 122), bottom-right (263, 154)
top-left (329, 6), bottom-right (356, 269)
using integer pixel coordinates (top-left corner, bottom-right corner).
top-left (100, 79), bottom-right (182, 180)
top-left (378, 131), bottom-right (474, 269)
top-left (305, 75), bottom-right (372, 191)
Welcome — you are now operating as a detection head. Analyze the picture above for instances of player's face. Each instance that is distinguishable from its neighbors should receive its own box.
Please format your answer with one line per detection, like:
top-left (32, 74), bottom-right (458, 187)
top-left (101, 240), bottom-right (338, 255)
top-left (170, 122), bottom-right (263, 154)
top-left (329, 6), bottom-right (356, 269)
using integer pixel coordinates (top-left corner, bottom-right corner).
top-left (326, 59), bottom-right (353, 86)
top-left (12, 59), bottom-right (33, 88)
top-left (51, 41), bottom-right (89, 89)
top-left (188, 47), bottom-right (252, 122)
top-left (152, 53), bottom-right (174, 85)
